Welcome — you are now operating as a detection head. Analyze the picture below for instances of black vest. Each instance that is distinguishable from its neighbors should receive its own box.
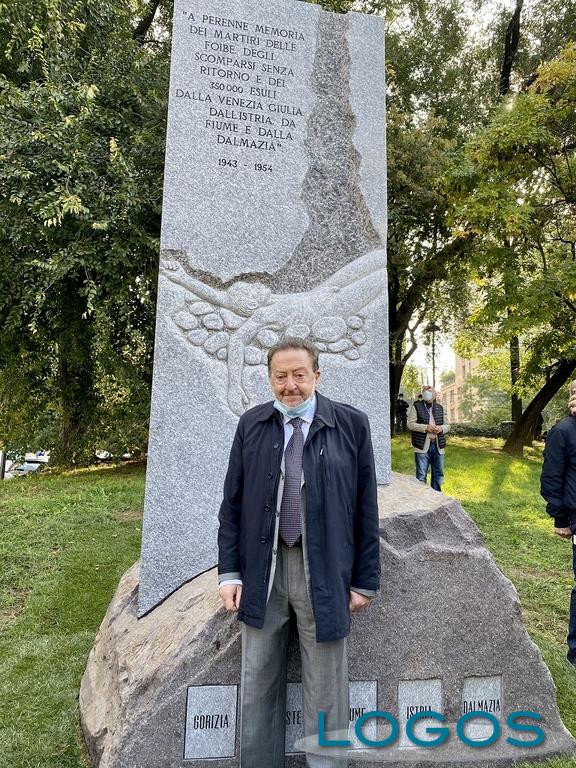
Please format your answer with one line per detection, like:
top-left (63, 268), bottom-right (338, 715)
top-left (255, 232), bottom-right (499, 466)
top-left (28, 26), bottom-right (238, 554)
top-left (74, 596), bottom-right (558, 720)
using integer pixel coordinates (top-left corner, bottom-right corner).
top-left (411, 401), bottom-right (446, 449)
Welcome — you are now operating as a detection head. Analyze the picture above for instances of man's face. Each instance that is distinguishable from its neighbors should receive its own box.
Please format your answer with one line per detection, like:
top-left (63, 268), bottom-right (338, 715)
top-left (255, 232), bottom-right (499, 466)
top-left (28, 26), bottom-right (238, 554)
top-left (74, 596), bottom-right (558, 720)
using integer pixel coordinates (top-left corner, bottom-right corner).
top-left (422, 386), bottom-right (435, 402)
top-left (269, 348), bottom-right (320, 406)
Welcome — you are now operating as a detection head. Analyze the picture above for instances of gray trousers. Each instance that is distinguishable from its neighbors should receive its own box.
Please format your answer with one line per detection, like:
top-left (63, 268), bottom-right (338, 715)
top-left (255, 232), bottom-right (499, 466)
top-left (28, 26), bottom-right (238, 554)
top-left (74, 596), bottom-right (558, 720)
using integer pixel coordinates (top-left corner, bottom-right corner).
top-left (240, 541), bottom-right (349, 768)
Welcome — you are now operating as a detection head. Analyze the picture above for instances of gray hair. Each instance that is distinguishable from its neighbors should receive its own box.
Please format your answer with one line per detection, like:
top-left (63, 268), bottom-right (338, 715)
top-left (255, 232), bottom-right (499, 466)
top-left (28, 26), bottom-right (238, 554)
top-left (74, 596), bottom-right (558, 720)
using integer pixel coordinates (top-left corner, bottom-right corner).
top-left (267, 338), bottom-right (320, 373)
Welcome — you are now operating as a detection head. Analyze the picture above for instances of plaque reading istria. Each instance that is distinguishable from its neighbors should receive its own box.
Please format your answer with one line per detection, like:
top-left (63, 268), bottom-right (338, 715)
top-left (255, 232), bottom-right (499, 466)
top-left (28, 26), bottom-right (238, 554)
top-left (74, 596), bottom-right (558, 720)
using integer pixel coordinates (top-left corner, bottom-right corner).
top-left (140, 0), bottom-right (388, 615)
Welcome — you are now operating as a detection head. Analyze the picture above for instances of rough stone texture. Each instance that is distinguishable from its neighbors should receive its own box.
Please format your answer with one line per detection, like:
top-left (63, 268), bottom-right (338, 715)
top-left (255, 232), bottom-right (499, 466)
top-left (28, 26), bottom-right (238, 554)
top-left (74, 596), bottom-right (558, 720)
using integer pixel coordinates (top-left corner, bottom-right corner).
top-left (80, 474), bottom-right (576, 768)
top-left (140, 0), bottom-right (389, 617)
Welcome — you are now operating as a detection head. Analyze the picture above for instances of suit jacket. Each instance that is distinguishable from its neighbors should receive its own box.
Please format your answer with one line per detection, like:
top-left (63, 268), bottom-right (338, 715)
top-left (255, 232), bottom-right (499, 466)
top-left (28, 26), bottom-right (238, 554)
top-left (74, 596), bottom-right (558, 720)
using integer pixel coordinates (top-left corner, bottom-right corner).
top-left (541, 416), bottom-right (576, 529)
top-left (218, 391), bottom-right (381, 642)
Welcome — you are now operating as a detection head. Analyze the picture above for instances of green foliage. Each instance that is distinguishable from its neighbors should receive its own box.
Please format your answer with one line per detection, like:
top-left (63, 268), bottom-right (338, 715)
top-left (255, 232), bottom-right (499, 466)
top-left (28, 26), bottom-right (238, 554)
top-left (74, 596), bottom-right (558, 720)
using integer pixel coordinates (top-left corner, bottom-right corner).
top-left (399, 363), bottom-right (422, 399)
top-left (452, 347), bottom-right (575, 429)
top-left (447, 422), bottom-right (504, 437)
top-left (459, 376), bottom-right (511, 425)
top-left (2, 0), bottom-right (576, 459)
top-left (0, 0), bottom-right (169, 462)
top-left (451, 43), bottom-right (576, 398)
top-left (439, 370), bottom-right (455, 386)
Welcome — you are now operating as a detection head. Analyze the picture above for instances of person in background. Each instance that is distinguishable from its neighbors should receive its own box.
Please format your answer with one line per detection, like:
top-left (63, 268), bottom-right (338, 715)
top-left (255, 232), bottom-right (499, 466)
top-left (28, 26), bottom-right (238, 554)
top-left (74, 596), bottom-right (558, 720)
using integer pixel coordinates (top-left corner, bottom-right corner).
top-left (407, 385), bottom-right (450, 492)
top-left (395, 393), bottom-right (409, 433)
top-left (535, 412), bottom-right (545, 441)
top-left (540, 384), bottom-right (576, 667)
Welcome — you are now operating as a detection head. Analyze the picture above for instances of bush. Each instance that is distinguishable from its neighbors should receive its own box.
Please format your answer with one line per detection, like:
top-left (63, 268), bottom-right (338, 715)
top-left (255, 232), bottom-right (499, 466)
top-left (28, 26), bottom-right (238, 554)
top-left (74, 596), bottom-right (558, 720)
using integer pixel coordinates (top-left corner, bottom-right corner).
top-left (448, 422), bottom-right (503, 438)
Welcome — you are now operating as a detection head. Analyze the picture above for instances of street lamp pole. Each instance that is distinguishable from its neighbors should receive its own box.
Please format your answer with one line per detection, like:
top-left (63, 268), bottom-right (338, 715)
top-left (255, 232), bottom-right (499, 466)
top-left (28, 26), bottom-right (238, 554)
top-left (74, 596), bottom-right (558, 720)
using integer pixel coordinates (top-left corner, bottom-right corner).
top-left (424, 322), bottom-right (441, 389)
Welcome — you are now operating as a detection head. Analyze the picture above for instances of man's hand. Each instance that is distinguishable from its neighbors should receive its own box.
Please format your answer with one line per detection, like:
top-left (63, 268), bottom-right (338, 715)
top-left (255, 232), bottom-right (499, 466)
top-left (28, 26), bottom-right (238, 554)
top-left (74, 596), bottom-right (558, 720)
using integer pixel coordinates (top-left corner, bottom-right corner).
top-left (219, 584), bottom-right (243, 612)
top-left (569, 394), bottom-right (576, 416)
top-left (425, 425), bottom-right (437, 433)
top-left (349, 591), bottom-right (372, 613)
top-left (554, 526), bottom-right (573, 539)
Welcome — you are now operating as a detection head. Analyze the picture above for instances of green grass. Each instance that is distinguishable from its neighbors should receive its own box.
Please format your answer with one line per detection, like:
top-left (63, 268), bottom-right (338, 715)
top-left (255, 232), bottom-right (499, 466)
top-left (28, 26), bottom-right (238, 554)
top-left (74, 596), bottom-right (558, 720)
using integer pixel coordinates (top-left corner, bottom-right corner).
top-left (0, 463), bottom-right (144, 768)
top-left (395, 434), bottom-right (576, 766)
top-left (0, 439), bottom-right (575, 767)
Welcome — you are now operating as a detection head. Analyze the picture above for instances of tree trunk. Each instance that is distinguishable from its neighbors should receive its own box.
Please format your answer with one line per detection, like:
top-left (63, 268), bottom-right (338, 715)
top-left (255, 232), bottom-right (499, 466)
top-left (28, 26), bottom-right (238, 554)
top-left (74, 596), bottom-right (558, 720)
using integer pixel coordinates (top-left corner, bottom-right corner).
top-left (499, 0), bottom-right (524, 96)
top-left (53, 277), bottom-right (96, 465)
top-left (389, 358), bottom-right (406, 435)
top-left (386, 235), bottom-right (474, 436)
top-left (499, 4), bottom-right (524, 428)
top-left (503, 359), bottom-right (576, 455)
top-left (510, 335), bottom-right (523, 422)
top-left (133, 0), bottom-right (161, 41)
top-left (388, 302), bottom-right (412, 436)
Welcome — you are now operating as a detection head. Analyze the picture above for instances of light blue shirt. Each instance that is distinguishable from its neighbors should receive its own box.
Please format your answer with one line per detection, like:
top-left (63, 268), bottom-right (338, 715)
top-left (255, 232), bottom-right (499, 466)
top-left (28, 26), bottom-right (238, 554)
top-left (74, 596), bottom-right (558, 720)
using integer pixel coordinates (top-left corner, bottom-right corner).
top-left (281, 394), bottom-right (316, 449)
top-left (219, 396), bottom-right (316, 589)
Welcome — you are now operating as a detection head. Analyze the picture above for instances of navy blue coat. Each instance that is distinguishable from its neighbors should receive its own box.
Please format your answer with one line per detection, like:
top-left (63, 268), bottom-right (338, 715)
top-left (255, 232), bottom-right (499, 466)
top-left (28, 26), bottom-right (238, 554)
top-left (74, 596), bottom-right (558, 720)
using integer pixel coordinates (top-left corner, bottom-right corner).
top-left (217, 391), bottom-right (381, 642)
top-left (541, 415), bottom-right (576, 529)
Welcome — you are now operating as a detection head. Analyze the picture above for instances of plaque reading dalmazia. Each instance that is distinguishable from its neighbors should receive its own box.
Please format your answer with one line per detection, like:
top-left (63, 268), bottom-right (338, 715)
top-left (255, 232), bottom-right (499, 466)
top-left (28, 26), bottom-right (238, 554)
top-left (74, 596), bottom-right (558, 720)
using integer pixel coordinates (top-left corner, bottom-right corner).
top-left (139, 0), bottom-right (388, 615)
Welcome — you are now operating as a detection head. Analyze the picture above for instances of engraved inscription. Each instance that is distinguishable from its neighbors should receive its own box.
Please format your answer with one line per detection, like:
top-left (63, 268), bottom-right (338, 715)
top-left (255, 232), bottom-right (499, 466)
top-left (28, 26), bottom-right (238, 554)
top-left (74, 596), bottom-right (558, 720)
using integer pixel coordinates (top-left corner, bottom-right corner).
top-left (286, 681), bottom-right (377, 755)
top-left (175, 10), bottom-right (309, 161)
top-left (398, 679), bottom-right (443, 749)
top-left (461, 676), bottom-right (502, 741)
top-left (184, 685), bottom-right (237, 759)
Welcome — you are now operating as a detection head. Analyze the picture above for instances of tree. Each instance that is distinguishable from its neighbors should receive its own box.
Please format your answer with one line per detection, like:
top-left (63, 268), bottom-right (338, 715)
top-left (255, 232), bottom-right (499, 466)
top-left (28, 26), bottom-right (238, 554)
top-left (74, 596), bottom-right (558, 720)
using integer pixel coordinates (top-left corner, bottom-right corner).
top-left (0, 0), bottom-right (170, 462)
top-left (400, 363), bottom-right (423, 401)
top-left (451, 43), bottom-right (576, 453)
top-left (387, 0), bottom-right (576, 437)
top-left (383, 0), bottom-right (497, 430)
top-left (3, 0), bottom-right (575, 460)
top-left (499, 0), bottom-right (524, 425)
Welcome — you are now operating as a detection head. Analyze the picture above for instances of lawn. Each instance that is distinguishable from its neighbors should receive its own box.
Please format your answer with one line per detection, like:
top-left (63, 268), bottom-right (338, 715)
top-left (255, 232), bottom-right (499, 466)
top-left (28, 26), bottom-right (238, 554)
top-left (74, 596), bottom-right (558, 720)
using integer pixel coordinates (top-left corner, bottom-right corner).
top-left (0, 437), bottom-right (574, 767)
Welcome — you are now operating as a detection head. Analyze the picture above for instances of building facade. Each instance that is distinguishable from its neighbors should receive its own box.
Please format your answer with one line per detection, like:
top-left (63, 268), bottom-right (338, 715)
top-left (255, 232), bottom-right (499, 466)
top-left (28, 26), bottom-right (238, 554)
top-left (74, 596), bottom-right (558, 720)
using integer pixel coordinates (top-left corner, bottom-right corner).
top-left (440, 355), bottom-right (479, 423)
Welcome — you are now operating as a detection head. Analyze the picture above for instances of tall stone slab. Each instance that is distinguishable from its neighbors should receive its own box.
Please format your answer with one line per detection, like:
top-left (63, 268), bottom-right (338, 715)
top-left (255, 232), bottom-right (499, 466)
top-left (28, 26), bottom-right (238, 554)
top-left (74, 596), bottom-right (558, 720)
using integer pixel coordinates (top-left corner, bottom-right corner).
top-left (139, 0), bottom-right (389, 615)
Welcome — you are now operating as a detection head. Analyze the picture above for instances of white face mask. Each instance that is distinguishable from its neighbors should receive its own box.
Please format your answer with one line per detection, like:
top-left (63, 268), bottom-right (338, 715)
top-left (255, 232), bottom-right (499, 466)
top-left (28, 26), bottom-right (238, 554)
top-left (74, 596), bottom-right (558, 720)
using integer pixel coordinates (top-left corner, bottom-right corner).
top-left (422, 391), bottom-right (434, 402)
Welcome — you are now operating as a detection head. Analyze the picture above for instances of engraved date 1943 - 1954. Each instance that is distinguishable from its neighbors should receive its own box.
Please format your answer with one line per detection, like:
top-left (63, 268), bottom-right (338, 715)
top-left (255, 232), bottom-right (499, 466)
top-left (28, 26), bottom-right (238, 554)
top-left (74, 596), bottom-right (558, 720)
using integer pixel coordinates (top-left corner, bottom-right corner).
top-left (217, 158), bottom-right (272, 172)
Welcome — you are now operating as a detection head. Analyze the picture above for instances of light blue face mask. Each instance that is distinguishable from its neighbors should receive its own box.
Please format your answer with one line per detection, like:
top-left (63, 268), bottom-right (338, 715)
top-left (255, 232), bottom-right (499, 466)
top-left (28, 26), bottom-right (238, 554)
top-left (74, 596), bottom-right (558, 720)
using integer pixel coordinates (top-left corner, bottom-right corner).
top-left (422, 391), bottom-right (434, 402)
top-left (273, 393), bottom-right (315, 418)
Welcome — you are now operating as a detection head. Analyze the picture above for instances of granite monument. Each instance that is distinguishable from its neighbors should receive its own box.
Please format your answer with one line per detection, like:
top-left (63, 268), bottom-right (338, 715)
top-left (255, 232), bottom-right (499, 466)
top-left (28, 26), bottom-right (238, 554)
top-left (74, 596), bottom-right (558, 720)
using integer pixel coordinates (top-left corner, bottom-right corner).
top-left (80, 476), bottom-right (576, 766)
top-left (139, 0), bottom-right (389, 617)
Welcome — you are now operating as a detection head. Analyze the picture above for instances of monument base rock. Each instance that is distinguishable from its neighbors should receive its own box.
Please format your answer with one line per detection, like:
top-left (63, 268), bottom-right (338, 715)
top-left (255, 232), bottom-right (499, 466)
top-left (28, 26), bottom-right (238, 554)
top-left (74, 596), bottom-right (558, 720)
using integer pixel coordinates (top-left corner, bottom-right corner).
top-left (80, 474), bottom-right (576, 767)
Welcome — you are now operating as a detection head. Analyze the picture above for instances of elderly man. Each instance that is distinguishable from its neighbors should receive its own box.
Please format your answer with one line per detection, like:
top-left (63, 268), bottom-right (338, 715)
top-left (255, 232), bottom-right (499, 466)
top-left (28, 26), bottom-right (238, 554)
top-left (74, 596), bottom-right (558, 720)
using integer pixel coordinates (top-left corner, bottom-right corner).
top-left (540, 384), bottom-right (576, 667)
top-left (218, 338), bottom-right (380, 767)
top-left (407, 385), bottom-right (450, 492)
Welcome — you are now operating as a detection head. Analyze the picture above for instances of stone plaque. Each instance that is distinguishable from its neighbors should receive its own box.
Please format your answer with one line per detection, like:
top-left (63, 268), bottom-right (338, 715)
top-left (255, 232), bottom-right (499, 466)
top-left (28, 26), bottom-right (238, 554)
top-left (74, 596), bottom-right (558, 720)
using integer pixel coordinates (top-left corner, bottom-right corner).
top-left (349, 680), bottom-right (379, 743)
top-left (397, 678), bottom-right (442, 748)
top-left (139, 0), bottom-right (388, 615)
top-left (286, 680), bottom-right (377, 754)
top-left (286, 682), bottom-right (304, 754)
top-left (461, 675), bottom-right (502, 741)
top-left (184, 685), bottom-right (237, 759)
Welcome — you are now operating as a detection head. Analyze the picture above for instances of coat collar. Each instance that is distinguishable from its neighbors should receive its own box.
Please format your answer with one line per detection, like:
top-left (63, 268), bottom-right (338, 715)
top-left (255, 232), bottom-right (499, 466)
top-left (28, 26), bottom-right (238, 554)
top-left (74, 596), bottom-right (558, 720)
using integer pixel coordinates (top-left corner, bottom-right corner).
top-left (255, 390), bottom-right (335, 428)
